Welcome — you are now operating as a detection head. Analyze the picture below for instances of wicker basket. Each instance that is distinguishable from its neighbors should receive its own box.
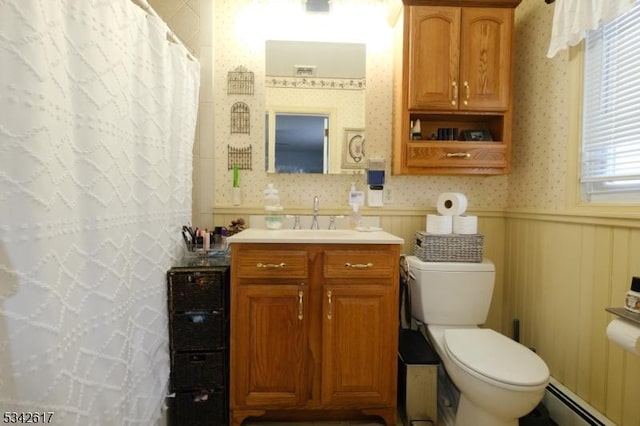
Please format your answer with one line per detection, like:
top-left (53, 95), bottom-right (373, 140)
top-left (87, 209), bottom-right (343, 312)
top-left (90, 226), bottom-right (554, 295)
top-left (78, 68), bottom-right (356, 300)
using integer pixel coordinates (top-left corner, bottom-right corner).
top-left (171, 389), bottom-right (226, 425)
top-left (414, 231), bottom-right (484, 263)
top-left (171, 351), bottom-right (226, 391)
top-left (168, 271), bottom-right (224, 311)
top-left (170, 311), bottom-right (224, 351)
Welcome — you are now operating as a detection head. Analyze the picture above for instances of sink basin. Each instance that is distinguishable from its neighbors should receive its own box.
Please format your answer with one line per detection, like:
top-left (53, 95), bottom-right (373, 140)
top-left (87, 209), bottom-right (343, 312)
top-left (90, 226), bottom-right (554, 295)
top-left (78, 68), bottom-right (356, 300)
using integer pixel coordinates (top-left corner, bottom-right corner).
top-left (226, 228), bottom-right (404, 244)
top-left (249, 215), bottom-right (380, 230)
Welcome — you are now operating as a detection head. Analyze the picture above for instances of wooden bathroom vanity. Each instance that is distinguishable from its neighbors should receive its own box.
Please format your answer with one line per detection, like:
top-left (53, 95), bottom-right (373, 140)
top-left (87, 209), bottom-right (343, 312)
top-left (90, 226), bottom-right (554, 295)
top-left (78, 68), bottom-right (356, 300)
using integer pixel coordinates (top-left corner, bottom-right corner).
top-left (227, 229), bottom-right (403, 426)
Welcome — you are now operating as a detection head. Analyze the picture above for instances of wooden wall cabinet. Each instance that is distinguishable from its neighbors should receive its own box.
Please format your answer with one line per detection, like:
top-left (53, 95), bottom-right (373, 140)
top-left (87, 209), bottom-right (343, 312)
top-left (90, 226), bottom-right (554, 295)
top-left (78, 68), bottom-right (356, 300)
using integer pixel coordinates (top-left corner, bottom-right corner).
top-left (392, 0), bottom-right (521, 175)
top-left (230, 243), bottom-right (401, 426)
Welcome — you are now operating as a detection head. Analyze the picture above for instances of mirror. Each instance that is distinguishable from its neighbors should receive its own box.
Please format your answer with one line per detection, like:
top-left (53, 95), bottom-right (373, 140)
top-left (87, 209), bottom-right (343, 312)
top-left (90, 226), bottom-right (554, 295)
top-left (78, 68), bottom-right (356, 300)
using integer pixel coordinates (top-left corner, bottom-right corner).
top-left (265, 40), bottom-right (366, 174)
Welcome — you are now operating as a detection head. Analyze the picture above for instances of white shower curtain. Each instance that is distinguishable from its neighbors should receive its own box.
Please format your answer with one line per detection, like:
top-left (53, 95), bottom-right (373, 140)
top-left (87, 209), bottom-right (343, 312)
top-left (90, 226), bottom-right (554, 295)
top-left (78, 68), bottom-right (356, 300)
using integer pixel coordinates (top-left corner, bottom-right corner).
top-left (0, 1), bottom-right (199, 424)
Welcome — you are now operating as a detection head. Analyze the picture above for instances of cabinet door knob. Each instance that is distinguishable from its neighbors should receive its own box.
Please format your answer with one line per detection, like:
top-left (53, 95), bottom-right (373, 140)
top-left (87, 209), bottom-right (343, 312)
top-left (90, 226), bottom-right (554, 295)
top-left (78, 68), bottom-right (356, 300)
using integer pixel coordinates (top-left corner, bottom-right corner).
top-left (256, 262), bottom-right (286, 269)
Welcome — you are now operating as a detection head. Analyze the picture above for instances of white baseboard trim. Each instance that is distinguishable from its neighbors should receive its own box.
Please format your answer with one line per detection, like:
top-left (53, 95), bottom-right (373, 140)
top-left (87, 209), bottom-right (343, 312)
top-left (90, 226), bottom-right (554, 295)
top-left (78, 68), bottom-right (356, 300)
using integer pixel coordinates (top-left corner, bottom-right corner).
top-left (543, 378), bottom-right (616, 426)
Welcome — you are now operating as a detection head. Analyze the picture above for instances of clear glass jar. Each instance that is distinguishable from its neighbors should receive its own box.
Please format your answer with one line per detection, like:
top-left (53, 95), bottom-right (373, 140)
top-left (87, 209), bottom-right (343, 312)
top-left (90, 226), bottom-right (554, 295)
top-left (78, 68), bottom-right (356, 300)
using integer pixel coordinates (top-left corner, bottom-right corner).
top-left (264, 184), bottom-right (283, 230)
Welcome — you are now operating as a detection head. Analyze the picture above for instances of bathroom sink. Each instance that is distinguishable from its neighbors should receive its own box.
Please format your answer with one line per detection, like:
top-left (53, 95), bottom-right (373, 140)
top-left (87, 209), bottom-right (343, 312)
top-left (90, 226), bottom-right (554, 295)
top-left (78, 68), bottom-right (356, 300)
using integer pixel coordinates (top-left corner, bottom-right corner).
top-left (249, 214), bottom-right (380, 230)
top-left (227, 228), bottom-right (403, 244)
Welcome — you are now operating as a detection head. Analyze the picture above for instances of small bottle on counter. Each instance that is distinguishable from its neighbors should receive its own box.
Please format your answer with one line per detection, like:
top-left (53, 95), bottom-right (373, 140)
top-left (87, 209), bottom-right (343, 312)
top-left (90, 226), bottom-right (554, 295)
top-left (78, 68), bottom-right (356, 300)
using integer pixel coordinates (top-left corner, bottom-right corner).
top-left (220, 227), bottom-right (228, 251)
top-left (349, 204), bottom-right (361, 230)
top-left (203, 228), bottom-right (210, 250)
top-left (624, 277), bottom-right (640, 313)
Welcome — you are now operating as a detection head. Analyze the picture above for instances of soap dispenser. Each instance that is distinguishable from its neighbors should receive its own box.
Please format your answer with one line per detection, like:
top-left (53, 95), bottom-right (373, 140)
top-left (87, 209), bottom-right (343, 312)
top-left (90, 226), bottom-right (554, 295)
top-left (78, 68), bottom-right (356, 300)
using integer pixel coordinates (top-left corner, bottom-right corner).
top-left (348, 182), bottom-right (365, 206)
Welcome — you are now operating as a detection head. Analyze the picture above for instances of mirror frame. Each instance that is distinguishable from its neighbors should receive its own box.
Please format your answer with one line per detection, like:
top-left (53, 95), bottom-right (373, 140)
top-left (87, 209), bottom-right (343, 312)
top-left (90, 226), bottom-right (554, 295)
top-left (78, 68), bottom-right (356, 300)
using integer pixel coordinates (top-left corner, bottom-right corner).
top-left (264, 40), bottom-right (365, 175)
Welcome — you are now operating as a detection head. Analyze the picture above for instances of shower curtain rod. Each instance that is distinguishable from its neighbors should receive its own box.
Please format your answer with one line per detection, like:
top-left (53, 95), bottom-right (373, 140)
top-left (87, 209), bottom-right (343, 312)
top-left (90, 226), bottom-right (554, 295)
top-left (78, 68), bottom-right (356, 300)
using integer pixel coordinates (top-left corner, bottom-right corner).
top-left (130, 0), bottom-right (196, 61)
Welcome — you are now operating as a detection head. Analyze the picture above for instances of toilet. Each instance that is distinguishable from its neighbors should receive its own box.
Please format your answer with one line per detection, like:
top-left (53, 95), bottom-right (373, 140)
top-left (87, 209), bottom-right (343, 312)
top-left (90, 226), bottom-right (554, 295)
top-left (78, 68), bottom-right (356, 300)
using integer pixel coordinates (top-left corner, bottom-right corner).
top-left (406, 256), bottom-right (549, 426)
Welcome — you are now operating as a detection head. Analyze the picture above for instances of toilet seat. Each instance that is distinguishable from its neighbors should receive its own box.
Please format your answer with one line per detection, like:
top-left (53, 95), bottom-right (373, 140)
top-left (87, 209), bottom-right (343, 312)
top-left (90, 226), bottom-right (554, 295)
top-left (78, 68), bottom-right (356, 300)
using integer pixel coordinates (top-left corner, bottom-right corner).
top-left (444, 328), bottom-right (549, 387)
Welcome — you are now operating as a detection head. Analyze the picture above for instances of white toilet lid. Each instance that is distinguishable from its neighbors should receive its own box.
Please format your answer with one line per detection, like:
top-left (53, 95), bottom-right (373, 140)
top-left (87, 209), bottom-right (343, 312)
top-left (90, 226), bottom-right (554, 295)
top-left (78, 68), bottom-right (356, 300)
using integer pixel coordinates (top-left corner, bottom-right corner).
top-left (444, 328), bottom-right (549, 387)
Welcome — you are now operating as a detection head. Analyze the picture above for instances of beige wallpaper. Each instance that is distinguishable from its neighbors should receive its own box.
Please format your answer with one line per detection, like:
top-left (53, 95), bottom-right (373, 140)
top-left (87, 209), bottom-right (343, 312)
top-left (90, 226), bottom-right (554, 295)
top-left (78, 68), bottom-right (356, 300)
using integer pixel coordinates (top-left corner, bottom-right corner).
top-left (510, 0), bottom-right (570, 210)
top-left (150, 0), bottom-right (514, 229)
top-left (149, 0), bottom-right (571, 227)
top-left (211, 1), bottom-right (511, 218)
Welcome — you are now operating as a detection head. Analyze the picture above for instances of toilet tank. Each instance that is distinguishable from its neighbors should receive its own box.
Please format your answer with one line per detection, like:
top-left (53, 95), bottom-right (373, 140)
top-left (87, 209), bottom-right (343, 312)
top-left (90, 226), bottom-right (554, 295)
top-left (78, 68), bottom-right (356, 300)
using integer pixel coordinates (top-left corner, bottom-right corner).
top-left (406, 256), bottom-right (495, 325)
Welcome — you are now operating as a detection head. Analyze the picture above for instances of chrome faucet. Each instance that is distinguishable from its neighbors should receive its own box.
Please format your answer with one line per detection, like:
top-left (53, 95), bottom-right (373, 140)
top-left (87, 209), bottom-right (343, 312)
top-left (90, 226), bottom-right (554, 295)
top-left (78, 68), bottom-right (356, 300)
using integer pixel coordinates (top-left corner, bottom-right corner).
top-left (311, 195), bottom-right (319, 229)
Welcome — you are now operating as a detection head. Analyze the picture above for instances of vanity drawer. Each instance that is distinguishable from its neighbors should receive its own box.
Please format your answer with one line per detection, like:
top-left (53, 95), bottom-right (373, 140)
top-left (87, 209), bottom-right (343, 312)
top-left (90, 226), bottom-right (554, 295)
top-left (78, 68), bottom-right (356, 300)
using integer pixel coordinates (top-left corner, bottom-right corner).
top-left (324, 249), bottom-right (395, 279)
top-left (236, 249), bottom-right (308, 279)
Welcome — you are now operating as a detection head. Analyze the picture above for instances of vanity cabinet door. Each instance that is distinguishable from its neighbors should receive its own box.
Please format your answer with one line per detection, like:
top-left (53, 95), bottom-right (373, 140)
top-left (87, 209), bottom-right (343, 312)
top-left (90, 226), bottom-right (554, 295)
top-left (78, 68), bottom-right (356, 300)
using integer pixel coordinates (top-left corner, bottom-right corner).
top-left (232, 284), bottom-right (310, 409)
top-left (407, 6), bottom-right (461, 111)
top-left (407, 6), bottom-right (512, 112)
top-left (321, 284), bottom-right (397, 408)
top-left (459, 7), bottom-right (513, 111)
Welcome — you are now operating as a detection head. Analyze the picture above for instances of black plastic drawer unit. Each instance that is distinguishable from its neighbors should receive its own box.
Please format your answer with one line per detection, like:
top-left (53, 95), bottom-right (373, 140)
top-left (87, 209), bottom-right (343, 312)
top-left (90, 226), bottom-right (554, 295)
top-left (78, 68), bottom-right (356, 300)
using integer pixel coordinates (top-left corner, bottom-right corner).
top-left (167, 258), bottom-right (230, 426)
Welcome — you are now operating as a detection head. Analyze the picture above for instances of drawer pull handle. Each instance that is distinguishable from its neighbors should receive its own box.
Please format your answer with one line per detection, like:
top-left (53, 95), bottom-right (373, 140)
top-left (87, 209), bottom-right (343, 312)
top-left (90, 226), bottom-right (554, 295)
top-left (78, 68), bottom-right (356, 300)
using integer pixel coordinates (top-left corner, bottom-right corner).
top-left (298, 290), bottom-right (304, 320)
top-left (446, 152), bottom-right (471, 158)
top-left (190, 354), bottom-right (206, 362)
top-left (327, 290), bottom-right (332, 320)
top-left (256, 262), bottom-right (286, 269)
top-left (344, 262), bottom-right (373, 269)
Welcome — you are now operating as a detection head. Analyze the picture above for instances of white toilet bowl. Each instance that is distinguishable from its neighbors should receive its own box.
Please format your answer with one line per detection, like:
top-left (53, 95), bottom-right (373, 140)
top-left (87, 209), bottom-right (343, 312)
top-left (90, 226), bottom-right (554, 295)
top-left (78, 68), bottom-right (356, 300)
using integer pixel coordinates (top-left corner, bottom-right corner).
top-left (427, 325), bottom-right (549, 426)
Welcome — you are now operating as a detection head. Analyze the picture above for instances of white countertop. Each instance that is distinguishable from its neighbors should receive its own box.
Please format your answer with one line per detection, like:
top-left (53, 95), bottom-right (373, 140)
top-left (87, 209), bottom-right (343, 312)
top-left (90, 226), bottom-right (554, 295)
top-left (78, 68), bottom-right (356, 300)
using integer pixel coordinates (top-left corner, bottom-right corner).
top-left (227, 228), bottom-right (404, 245)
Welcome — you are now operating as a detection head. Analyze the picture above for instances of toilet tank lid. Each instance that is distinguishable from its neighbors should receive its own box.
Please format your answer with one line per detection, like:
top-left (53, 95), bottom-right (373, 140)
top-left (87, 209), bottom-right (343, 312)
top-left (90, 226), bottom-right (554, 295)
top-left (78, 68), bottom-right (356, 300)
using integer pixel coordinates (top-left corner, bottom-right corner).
top-left (406, 256), bottom-right (494, 272)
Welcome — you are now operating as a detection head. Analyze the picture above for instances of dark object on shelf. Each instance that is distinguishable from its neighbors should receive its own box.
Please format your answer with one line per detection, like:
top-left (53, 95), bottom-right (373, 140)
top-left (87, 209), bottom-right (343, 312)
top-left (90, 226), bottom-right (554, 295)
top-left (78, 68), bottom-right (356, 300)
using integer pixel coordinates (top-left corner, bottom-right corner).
top-left (167, 259), bottom-right (230, 425)
top-left (436, 127), bottom-right (459, 141)
top-left (463, 129), bottom-right (492, 141)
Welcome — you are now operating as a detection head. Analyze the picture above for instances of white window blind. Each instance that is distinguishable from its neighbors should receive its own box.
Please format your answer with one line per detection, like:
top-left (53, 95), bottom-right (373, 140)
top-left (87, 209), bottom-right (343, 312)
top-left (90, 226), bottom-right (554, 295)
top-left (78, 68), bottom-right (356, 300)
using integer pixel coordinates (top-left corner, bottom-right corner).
top-left (582, 1), bottom-right (640, 202)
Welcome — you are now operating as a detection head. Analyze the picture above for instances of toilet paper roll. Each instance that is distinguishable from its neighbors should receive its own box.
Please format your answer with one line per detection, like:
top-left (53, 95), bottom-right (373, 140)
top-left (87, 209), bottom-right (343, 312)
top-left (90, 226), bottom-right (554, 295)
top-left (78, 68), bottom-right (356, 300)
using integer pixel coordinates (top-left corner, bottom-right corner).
top-left (453, 215), bottom-right (478, 234)
top-left (426, 214), bottom-right (453, 235)
top-left (606, 319), bottom-right (640, 355)
top-left (437, 192), bottom-right (468, 216)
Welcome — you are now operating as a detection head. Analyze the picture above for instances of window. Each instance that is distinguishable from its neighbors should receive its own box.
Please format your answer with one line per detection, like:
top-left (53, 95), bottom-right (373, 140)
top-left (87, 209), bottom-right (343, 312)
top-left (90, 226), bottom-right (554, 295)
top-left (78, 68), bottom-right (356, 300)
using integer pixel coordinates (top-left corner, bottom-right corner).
top-left (581, 2), bottom-right (640, 202)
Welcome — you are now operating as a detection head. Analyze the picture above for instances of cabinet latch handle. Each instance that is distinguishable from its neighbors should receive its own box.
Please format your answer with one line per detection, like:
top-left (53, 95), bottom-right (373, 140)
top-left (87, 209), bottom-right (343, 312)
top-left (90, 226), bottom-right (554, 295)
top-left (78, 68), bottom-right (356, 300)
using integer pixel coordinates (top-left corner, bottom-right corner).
top-left (463, 81), bottom-right (470, 106)
top-left (298, 290), bottom-right (304, 320)
top-left (446, 152), bottom-right (471, 158)
top-left (451, 81), bottom-right (458, 106)
top-left (344, 262), bottom-right (373, 269)
top-left (327, 290), bottom-right (332, 320)
top-left (256, 262), bottom-right (286, 269)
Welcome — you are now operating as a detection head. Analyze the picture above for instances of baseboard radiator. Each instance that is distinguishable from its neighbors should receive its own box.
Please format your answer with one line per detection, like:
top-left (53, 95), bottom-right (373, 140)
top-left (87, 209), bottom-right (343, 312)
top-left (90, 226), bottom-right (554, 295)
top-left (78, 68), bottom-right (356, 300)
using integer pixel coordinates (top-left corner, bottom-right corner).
top-left (543, 378), bottom-right (616, 426)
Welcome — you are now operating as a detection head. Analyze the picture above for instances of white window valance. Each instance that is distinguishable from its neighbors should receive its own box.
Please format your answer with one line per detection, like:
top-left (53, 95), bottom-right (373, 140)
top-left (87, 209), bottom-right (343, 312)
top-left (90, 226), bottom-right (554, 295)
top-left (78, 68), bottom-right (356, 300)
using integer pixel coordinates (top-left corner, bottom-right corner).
top-left (547, 0), bottom-right (637, 58)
